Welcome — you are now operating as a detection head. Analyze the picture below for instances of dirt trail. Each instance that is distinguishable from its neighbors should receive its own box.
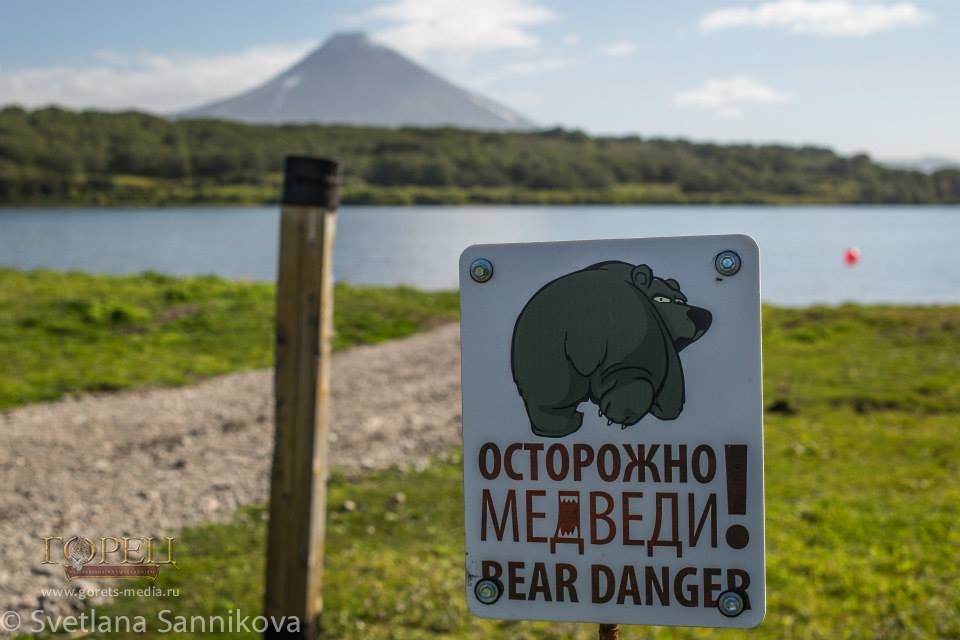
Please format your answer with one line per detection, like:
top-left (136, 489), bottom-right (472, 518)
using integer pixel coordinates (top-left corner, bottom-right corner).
top-left (0, 323), bottom-right (462, 622)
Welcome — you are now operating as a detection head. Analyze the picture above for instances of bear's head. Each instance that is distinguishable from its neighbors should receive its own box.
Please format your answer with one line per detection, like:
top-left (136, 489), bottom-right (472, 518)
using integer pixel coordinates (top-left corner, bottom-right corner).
top-left (630, 264), bottom-right (712, 352)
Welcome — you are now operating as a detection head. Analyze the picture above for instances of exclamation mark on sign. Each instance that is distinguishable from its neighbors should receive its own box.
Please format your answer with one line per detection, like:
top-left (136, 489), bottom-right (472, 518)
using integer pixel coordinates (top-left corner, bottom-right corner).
top-left (724, 444), bottom-right (750, 549)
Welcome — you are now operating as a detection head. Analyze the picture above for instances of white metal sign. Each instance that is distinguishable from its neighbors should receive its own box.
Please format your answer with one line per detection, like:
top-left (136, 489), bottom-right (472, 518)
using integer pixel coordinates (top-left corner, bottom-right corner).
top-left (460, 235), bottom-right (765, 628)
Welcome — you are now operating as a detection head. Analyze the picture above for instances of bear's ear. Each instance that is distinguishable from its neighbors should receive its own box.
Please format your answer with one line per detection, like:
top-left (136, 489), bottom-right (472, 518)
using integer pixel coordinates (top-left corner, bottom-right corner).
top-left (631, 264), bottom-right (654, 289)
top-left (665, 278), bottom-right (680, 291)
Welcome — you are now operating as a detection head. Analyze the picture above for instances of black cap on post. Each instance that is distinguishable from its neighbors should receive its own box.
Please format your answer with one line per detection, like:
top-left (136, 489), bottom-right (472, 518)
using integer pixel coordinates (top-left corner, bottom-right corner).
top-left (282, 156), bottom-right (342, 208)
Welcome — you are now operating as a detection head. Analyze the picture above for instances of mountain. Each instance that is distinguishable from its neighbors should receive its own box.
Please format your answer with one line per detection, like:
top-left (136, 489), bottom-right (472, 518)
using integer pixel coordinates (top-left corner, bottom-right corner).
top-left (180, 33), bottom-right (535, 130)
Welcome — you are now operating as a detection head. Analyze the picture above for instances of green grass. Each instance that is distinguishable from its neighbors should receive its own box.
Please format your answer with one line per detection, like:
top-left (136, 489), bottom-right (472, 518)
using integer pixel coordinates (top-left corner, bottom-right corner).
top-left (18, 290), bottom-right (960, 639)
top-left (338, 183), bottom-right (876, 206)
top-left (762, 305), bottom-right (960, 414)
top-left (45, 417), bottom-right (960, 639)
top-left (0, 268), bottom-right (458, 410)
top-left (13, 178), bottom-right (879, 206)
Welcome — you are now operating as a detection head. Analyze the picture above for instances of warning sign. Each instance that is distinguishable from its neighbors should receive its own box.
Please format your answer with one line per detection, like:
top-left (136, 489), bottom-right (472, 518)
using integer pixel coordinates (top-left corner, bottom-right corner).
top-left (459, 235), bottom-right (765, 628)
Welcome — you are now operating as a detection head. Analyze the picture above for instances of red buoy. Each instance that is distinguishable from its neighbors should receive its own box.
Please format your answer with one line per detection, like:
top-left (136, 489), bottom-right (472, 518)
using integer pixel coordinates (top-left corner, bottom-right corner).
top-left (844, 247), bottom-right (861, 267)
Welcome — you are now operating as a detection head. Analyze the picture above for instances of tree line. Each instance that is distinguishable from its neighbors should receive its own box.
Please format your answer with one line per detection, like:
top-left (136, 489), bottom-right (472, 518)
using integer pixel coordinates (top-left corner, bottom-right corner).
top-left (1, 106), bottom-right (958, 205)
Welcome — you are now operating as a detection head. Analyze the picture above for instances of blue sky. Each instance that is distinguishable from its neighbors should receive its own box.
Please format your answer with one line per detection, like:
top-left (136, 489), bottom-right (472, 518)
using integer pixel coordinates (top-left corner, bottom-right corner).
top-left (1, 0), bottom-right (956, 159)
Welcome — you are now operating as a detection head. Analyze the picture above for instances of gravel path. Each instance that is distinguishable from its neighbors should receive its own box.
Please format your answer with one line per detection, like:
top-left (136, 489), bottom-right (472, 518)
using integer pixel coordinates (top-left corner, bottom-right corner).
top-left (0, 324), bottom-right (461, 623)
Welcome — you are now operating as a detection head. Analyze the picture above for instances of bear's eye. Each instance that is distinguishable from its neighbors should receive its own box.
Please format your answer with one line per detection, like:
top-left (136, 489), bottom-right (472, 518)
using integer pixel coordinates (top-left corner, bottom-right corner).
top-left (653, 295), bottom-right (671, 303)
top-left (674, 298), bottom-right (686, 305)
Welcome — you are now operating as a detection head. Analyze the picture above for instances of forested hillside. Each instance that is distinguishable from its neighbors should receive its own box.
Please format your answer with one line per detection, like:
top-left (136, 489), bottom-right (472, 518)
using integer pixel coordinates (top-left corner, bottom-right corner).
top-left (2, 106), bottom-right (959, 205)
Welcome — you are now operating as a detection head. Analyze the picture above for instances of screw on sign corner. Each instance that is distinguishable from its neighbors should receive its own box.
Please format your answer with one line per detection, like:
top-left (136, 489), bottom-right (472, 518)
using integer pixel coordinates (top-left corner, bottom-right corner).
top-left (715, 250), bottom-right (741, 277)
top-left (474, 578), bottom-right (501, 605)
top-left (718, 590), bottom-right (745, 617)
top-left (469, 258), bottom-right (494, 283)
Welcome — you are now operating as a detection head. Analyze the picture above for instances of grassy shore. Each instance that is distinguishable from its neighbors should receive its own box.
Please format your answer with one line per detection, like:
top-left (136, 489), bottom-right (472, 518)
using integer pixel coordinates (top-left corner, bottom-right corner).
top-left (12, 179), bottom-right (874, 207)
top-left (8, 270), bottom-right (960, 638)
top-left (3, 268), bottom-right (956, 415)
top-left (0, 268), bottom-right (457, 410)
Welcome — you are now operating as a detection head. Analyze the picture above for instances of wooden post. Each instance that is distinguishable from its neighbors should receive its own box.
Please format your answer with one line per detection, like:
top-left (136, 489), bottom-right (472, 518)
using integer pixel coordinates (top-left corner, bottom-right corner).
top-left (264, 156), bottom-right (341, 638)
top-left (599, 624), bottom-right (621, 640)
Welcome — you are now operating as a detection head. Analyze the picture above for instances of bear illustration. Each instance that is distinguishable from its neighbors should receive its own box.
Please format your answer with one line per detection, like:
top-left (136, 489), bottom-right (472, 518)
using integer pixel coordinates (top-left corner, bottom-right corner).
top-left (511, 261), bottom-right (712, 438)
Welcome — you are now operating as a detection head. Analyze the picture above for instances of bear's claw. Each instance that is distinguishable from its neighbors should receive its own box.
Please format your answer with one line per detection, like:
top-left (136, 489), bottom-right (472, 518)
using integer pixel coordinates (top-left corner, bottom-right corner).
top-left (598, 378), bottom-right (655, 428)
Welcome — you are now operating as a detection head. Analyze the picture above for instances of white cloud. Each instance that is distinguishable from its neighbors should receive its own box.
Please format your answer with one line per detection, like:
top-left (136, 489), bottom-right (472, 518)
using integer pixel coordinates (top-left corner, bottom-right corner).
top-left (470, 56), bottom-right (574, 89)
top-left (497, 57), bottom-right (575, 76)
top-left (598, 40), bottom-right (638, 57)
top-left (0, 41), bottom-right (316, 112)
top-left (367, 0), bottom-right (554, 57)
top-left (673, 76), bottom-right (791, 117)
top-left (699, 0), bottom-right (931, 37)
top-left (562, 34), bottom-right (580, 46)
top-left (495, 90), bottom-right (544, 109)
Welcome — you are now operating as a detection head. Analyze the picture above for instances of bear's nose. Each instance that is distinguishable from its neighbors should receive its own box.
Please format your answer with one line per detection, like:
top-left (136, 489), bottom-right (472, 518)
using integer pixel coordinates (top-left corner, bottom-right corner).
top-left (687, 307), bottom-right (712, 332)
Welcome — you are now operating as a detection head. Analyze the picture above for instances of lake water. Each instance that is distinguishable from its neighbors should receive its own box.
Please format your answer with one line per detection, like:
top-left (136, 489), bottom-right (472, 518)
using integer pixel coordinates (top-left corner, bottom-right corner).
top-left (1, 205), bottom-right (958, 305)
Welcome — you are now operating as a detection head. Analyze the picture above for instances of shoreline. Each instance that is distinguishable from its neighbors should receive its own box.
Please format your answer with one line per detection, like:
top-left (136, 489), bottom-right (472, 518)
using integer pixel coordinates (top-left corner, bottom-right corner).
top-left (4, 201), bottom-right (960, 210)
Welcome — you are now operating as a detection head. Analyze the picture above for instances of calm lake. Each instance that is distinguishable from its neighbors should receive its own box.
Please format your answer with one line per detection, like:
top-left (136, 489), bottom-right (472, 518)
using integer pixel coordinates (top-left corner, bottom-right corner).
top-left (1, 205), bottom-right (958, 305)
